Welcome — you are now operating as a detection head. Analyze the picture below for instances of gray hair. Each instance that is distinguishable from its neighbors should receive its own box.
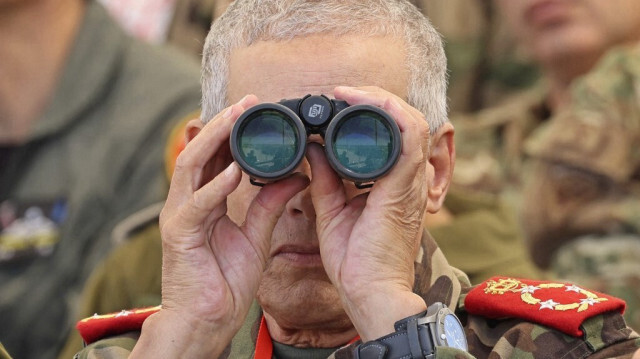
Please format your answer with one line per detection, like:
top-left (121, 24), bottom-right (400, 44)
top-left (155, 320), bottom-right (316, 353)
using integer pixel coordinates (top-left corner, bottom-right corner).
top-left (201, 0), bottom-right (448, 133)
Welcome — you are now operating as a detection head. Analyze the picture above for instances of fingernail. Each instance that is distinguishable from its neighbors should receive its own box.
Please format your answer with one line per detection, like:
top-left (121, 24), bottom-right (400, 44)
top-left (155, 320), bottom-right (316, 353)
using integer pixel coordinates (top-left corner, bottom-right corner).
top-left (223, 106), bottom-right (233, 118)
top-left (238, 95), bottom-right (251, 106)
top-left (224, 162), bottom-right (238, 177)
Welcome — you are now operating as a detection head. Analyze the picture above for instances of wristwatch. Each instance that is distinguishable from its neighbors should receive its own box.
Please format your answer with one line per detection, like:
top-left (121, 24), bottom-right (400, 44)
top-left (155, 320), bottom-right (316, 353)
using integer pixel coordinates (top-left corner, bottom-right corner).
top-left (355, 302), bottom-right (468, 359)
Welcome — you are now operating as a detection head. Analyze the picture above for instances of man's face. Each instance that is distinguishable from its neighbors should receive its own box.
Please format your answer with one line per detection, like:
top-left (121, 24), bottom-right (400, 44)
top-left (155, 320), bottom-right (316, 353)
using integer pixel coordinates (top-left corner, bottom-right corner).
top-left (496, 0), bottom-right (640, 65)
top-left (225, 34), bottom-right (409, 331)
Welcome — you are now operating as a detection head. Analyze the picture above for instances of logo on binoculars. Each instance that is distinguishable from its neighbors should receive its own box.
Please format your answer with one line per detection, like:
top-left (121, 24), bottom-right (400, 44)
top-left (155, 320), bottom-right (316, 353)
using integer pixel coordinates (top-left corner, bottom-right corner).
top-left (308, 104), bottom-right (324, 118)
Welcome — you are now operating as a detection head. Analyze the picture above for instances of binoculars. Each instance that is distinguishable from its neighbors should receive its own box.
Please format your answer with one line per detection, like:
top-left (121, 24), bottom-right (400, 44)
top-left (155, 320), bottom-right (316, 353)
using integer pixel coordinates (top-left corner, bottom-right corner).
top-left (230, 95), bottom-right (401, 188)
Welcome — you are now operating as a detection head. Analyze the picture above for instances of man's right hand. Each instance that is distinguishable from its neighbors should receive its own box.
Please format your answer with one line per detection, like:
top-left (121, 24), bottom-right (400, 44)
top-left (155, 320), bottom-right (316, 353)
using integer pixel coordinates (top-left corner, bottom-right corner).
top-left (130, 95), bottom-right (310, 358)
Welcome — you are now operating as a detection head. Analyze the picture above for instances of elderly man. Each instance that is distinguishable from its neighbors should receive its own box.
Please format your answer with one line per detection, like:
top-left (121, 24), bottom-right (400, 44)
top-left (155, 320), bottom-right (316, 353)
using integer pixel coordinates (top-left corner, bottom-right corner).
top-left (73, 1), bottom-right (639, 358)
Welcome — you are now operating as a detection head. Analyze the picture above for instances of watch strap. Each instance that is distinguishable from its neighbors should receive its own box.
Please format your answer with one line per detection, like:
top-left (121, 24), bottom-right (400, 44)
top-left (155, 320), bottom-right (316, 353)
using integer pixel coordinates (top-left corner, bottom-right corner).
top-left (356, 310), bottom-right (435, 359)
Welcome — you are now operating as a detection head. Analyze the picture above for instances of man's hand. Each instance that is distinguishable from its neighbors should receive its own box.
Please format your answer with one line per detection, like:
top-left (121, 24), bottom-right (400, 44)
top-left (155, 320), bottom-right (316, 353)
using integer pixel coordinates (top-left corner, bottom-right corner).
top-left (131, 95), bottom-right (309, 358)
top-left (307, 86), bottom-right (449, 341)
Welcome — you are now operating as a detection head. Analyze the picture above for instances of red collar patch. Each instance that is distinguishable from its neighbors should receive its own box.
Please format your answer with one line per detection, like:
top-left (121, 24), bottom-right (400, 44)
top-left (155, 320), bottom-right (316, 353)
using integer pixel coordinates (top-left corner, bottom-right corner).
top-left (76, 306), bottom-right (161, 344)
top-left (464, 277), bottom-right (625, 337)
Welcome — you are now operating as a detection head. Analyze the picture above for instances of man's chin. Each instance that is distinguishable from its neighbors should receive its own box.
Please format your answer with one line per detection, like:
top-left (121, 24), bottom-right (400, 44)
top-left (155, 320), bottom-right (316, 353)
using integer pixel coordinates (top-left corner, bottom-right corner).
top-left (256, 275), bottom-right (348, 330)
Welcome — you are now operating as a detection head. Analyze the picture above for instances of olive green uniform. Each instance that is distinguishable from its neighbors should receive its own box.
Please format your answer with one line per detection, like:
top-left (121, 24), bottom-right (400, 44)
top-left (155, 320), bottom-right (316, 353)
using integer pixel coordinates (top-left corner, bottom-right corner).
top-left (432, 187), bottom-right (544, 284)
top-left (0, 2), bottom-right (201, 358)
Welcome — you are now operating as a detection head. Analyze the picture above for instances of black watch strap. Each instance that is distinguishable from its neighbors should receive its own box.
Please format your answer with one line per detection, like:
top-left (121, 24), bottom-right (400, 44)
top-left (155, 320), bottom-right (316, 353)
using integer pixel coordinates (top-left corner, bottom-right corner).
top-left (355, 310), bottom-right (435, 359)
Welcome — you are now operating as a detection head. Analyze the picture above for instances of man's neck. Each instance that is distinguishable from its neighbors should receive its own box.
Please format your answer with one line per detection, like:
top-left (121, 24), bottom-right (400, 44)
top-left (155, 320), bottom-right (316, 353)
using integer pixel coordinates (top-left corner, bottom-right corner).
top-left (263, 311), bottom-right (359, 349)
top-left (0, 0), bottom-right (85, 144)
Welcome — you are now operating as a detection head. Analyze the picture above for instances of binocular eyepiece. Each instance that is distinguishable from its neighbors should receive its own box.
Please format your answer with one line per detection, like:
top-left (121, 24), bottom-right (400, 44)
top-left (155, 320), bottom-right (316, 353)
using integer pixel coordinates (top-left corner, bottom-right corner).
top-left (230, 94), bottom-right (401, 188)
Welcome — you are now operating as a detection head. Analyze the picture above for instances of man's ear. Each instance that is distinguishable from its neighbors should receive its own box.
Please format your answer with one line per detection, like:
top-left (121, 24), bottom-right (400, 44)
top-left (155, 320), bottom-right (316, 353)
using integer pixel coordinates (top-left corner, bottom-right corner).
top-left (185, 119), bottom-right (204, 143)
top-left (426, 122), bottom-right (455, 213)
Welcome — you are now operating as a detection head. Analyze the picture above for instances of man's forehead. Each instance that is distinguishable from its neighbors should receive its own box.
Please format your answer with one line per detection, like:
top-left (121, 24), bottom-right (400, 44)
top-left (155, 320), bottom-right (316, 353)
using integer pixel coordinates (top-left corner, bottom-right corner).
top-left (227, 34), bottom-right (409, 104)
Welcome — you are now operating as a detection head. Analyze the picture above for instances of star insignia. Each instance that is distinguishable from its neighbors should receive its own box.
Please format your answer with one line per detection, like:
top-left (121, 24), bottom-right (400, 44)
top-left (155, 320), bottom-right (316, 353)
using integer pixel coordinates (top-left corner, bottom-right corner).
top-left (539, 299), bottom-right (559, 310)
top-left (565, 285), bottom-right (581, 293)
top-left (579, 298), bottom-right (599, 306)
top-left (520, 285), bottom-right (540, 294)
top-left (115, 310), bottom-right (132, 317)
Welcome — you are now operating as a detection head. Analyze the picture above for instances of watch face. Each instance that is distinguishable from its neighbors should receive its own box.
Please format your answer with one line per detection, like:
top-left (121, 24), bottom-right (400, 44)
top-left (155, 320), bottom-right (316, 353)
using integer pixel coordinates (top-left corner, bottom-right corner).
top-left (443, 314), bottom-right (468, 351)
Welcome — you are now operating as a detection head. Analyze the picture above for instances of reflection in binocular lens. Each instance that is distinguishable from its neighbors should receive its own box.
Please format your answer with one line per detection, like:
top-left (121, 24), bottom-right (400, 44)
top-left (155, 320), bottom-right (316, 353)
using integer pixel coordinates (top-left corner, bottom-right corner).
top-left (238, 111), bottom-right (300, 173)
top-left (332, 114), bottom-right (392, 174)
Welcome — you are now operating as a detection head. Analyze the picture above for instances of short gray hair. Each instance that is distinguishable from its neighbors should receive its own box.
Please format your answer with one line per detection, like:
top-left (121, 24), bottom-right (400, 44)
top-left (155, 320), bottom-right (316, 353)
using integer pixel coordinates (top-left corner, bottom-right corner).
top-left (201, 0), bottom-right (448, 133)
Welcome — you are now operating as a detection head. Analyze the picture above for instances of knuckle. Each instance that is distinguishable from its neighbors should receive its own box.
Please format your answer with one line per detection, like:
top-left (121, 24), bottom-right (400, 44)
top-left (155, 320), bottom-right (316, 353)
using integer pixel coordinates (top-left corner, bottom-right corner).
top-left (174, 152), bottom-right (193, 171)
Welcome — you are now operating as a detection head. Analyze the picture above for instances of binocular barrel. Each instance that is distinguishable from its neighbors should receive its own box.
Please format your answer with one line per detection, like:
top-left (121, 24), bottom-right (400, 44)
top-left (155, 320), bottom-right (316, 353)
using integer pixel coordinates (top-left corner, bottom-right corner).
top-left (230, 95), bottom-right (401, 187)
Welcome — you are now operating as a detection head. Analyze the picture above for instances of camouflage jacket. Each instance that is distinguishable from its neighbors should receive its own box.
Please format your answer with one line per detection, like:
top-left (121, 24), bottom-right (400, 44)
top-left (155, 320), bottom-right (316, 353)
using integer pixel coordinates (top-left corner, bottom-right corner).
top-left (72, 227), bottom-right (640, 358)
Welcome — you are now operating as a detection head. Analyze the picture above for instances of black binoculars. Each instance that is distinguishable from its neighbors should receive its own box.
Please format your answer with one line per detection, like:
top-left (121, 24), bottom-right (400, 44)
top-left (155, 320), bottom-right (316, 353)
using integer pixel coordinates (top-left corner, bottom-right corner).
top-left (230, 94), bottom-right (401, 187)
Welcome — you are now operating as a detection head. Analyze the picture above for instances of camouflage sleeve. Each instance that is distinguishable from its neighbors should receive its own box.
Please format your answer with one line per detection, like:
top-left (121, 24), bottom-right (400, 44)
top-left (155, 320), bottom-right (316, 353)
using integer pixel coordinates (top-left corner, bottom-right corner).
top-left (465, 311), bottom-right (640, 358)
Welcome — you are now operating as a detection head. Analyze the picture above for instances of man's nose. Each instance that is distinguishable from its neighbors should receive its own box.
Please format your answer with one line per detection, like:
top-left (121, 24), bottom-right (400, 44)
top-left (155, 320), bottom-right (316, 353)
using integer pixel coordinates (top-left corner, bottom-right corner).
top-left (285, 159), bottom-right (316, 220)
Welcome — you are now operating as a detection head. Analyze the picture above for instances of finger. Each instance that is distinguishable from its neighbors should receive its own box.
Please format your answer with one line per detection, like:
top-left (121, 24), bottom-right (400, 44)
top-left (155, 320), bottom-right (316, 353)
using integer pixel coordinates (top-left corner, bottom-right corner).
top-left (241, 173), bottom-right (311, 260)
top-left (165, 95), bottom-right (259, 215)
top-left (334, 86), bottom-right (425, 124)
top-left (306, 142), bottom-right (347, 225)
top-left (335, 86), bottom-right (430, 191)
top-left (173, 162), bottom-right (243, 234)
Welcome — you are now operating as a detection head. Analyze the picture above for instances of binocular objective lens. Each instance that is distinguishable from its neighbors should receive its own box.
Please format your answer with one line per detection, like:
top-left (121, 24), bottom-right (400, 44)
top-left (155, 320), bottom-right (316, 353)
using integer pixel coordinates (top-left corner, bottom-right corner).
top-left (331, 112), bottom-right (393, 174)
top-left (237, 110), bottom-right (300, 174)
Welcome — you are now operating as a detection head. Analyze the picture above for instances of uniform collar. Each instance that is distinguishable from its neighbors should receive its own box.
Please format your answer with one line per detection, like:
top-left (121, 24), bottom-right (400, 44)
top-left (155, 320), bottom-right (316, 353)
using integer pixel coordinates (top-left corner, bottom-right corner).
top-left (414, 229), bottom-right (470, 311)
top-left (32, 1), bottom-right (125, 140)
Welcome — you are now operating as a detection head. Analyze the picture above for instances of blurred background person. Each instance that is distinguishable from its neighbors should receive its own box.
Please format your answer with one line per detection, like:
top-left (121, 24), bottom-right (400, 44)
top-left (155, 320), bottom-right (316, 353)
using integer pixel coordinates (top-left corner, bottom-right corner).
top-left (452, 0), bottom-right (640, 329)
top-left (0, 0), bottom-right (201, 357)
top-left (415, 0), bottom-right (544, 283)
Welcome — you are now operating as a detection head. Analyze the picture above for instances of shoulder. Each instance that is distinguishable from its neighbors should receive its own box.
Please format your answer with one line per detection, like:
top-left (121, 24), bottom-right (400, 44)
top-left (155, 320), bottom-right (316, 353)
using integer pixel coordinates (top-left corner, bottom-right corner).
top-left (461, 277), bottom-right (639, 358)
top-left (525, 45), bottom-right (640, 182)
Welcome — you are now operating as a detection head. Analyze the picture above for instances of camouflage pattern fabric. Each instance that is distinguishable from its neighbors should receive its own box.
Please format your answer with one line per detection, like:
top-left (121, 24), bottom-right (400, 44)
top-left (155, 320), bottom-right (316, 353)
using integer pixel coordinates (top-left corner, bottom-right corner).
top-left (552, 234), bottom-right (640, 331)
top-left (72, 227), bottom-right (640, 358)
top-left (522, 45), bottom-right (640, 331)
top-left (450, 85), bottom-right (549, 197)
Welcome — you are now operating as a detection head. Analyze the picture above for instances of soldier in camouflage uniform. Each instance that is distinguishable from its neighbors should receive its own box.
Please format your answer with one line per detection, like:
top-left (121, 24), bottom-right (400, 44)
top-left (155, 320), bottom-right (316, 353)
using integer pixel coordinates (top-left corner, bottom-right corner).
top-left (70, 1), bottom-right (639, 358)
top-left (523, 45), bottom-right (640, 331)
top-left (451, 1), bottom-right (640, 330)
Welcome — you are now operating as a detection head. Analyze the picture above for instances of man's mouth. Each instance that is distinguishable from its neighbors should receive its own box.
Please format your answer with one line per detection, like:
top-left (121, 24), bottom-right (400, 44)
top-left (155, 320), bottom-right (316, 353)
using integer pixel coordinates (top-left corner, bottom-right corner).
top-left (273, 245), bottom-right (323, 266)
top-left (525, 0), bottom-right (572, 28)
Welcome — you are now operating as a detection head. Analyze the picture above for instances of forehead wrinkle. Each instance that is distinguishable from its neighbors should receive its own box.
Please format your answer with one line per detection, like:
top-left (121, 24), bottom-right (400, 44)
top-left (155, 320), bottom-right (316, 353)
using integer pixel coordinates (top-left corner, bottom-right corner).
top-left (228, 34), bottom-right (408, 104)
